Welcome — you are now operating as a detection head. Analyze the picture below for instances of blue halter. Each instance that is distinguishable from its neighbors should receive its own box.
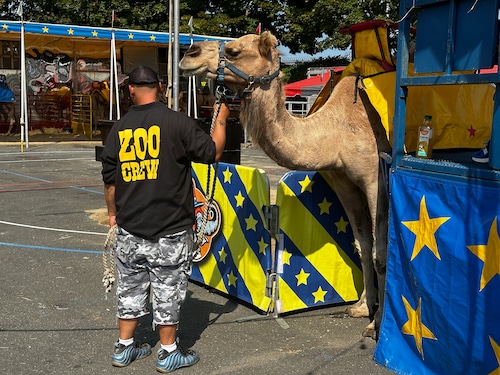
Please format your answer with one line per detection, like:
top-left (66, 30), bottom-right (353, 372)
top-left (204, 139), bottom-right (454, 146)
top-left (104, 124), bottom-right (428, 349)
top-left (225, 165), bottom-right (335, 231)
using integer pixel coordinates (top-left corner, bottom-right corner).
top-left (216, 42), bottom-right (280, 92)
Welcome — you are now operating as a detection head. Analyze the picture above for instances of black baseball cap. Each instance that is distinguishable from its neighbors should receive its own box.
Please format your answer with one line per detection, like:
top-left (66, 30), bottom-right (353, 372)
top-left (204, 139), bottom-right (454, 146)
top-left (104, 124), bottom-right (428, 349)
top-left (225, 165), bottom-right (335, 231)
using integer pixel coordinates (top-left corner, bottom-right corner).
top-left (128, 65), bottom-right (159, 85)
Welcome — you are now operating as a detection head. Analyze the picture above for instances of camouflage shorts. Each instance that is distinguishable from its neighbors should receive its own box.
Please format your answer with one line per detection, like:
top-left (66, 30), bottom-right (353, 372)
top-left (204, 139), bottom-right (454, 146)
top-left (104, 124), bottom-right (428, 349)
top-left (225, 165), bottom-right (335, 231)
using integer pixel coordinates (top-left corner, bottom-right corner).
top-left (114, 226), bottom-right (195, 327)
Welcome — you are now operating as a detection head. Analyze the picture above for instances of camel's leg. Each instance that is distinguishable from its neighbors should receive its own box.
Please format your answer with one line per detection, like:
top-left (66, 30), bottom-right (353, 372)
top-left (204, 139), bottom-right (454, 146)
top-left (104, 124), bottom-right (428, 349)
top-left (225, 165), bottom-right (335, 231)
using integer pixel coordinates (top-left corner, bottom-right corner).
top-left (359, 168), bottom-right (389, 340)
top-left (347, 287), bottom-right (369, 317)
top-left (371, 169), bottom-right (389, 339)
top-left (325, 171), bottom-right (376, 320)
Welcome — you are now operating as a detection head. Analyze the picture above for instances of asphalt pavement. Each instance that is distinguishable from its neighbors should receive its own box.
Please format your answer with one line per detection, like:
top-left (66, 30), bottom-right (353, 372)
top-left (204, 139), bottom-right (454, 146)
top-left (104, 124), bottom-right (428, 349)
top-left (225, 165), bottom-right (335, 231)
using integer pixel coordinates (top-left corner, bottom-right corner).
top-left (0, 139), bottom-right (393, 374)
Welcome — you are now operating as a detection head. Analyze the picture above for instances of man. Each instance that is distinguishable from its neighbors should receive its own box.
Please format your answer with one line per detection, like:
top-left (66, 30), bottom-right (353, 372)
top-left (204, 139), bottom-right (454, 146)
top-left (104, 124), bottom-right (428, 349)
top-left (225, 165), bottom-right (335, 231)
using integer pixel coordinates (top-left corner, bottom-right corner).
top-left (100, 65), bottom-right (229, 373)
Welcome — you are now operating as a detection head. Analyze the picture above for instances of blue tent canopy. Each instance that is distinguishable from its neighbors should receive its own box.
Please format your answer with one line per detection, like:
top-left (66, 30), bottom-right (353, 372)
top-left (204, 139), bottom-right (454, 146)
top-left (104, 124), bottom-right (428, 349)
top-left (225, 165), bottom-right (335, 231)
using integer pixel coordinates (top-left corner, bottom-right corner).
top-left (0, 20), bottom-right (232, 45)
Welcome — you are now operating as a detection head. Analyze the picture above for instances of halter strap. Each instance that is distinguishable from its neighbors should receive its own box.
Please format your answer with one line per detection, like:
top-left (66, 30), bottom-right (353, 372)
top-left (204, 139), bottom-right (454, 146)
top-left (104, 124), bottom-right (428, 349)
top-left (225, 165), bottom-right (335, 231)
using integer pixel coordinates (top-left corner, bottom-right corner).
top-left (216, 41), bottom-right (280, 88)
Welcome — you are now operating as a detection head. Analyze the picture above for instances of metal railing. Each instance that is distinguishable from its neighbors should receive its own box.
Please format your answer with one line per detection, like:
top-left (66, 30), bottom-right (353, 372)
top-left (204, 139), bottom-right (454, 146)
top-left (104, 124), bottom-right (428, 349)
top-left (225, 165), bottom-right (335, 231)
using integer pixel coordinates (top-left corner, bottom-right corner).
top-left (285, 95), bottom-right (317, 117)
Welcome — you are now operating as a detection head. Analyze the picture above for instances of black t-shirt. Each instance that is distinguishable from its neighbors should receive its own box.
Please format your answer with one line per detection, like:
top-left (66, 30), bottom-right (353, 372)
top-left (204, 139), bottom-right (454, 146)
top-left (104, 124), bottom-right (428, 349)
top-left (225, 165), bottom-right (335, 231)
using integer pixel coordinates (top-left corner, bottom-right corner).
top-left (101, 101), bottom-right (216, 240)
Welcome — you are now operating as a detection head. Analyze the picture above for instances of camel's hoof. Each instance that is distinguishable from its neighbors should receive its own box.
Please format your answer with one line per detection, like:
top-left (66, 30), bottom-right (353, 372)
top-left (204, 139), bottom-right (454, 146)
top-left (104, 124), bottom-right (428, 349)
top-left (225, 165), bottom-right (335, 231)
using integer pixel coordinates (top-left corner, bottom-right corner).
top-left (362, 322), bottom-right (379, 341)
top-left (345, 304), bottom-right (369, 318)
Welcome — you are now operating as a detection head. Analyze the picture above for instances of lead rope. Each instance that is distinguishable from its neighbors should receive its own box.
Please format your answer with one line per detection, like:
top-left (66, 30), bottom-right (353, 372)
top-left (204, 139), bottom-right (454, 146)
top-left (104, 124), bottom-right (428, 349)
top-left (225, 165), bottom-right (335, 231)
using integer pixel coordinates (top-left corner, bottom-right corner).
top-left (102, 223), bottom-right (117, 297)
top-left (195, 85), bottom-right (225, 250)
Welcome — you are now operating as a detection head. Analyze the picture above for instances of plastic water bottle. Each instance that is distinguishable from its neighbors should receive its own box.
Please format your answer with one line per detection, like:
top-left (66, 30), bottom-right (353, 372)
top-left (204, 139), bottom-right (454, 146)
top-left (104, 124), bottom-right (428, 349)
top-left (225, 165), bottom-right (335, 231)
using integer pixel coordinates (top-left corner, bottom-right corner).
top-left (416, 115), bottom-right (433, 158)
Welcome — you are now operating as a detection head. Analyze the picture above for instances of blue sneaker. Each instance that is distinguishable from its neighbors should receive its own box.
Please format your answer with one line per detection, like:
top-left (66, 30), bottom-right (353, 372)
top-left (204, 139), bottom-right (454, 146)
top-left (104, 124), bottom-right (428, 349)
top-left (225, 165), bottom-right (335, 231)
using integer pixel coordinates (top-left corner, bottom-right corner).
top-left (156, 346), bottom-right (200, 373)
top-left (111, 340), bottom-right (152, 367)
top-left (472, 141), bottom-right (489, 163)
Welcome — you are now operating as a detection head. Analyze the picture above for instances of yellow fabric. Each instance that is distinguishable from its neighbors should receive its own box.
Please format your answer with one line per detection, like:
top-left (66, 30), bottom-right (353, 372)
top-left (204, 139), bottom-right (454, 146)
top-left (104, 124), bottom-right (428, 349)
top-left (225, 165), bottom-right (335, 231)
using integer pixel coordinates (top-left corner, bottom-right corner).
top-left (352, 27), bottom-right (392, 64)
top-left (307, 73), bottom-right (341, 115)
top-left (340, 58), bottom-right (387, 79)
top-left (333, 59), bottom-right (495, 151)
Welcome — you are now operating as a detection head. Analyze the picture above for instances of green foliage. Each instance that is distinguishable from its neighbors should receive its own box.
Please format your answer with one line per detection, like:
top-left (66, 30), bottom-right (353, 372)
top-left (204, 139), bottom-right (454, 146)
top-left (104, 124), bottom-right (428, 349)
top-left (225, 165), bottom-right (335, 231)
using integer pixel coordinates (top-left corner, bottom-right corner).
top-left (2, 0), bottom-right (401, 55)
top-left (281, 55), bottom-right (351, 84)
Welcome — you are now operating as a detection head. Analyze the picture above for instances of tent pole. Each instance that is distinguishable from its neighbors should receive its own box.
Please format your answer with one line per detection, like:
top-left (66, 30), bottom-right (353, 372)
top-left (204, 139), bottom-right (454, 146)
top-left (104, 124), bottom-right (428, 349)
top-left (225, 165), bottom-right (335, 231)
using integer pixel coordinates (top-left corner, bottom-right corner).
top-left (173, 0), bottom-right (180, 111)
top-left (19, 10), bottom-right (28, 149)
top-left (167, 0), bottom-right (173, 108)
top-left (109, 31), bottom-right (114, 121)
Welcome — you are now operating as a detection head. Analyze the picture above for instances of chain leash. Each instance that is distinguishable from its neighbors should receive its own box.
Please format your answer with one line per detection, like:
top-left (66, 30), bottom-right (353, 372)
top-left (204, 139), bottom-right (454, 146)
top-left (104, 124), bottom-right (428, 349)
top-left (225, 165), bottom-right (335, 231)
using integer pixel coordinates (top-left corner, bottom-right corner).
top-left (195, 86), bottom-right (226, 250)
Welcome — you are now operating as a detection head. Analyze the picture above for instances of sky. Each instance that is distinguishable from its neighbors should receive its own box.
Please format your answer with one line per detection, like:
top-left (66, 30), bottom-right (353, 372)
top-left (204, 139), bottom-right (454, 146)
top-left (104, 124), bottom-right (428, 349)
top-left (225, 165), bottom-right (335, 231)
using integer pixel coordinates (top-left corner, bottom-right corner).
top-left (278, 45), bottom-right (351, 64)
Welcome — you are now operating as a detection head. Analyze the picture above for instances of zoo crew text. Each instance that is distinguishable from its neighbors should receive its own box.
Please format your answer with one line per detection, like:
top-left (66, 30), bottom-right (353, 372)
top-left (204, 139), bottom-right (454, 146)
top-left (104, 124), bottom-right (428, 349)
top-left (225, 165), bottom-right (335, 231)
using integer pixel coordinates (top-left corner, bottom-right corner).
top-left (118, 126), bottom-right (160, 182)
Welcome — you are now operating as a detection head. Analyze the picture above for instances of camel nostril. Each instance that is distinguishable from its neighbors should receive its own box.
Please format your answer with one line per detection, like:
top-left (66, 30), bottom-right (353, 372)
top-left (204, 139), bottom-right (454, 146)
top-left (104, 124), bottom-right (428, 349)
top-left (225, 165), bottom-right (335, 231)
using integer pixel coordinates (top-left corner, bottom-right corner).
top-left (185, 45), bottom-right (201, 57)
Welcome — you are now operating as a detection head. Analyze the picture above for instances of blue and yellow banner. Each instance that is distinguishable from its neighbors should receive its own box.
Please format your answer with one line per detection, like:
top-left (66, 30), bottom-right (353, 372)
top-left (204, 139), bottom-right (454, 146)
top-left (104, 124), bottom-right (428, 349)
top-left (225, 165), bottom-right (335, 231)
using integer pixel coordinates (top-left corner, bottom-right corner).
top-left (191, 162), bottom-right (272, 312)
top-left (276, 171), bottom-right (363, 313)
top-left (374, 170), bottom-right (500, 374)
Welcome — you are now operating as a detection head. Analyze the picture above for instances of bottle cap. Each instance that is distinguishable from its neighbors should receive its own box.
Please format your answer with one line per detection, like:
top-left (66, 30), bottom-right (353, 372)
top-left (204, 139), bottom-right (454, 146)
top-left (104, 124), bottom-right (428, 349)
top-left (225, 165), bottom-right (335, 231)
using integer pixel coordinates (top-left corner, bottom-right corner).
top-left (424, 115), bottom-right (432, 120)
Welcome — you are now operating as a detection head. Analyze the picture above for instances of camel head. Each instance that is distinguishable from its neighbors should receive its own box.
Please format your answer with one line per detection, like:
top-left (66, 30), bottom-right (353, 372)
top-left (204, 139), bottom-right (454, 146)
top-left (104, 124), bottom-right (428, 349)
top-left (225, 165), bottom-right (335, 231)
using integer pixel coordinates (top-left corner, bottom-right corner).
top-left (179, 31), bottom-right (281, 94)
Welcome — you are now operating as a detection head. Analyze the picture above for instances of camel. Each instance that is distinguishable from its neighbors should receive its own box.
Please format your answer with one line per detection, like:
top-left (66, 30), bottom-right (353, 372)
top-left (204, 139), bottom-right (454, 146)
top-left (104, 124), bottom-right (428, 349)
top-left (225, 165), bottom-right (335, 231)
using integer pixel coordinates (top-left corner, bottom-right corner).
top-left (179, 31), bottom-right (391, 339)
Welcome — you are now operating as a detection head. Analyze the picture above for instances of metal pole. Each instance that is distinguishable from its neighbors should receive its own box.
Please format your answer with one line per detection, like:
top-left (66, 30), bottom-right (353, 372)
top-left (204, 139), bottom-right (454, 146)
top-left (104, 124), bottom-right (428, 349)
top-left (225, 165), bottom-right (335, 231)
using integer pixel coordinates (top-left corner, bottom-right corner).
top-left (109, 31), bottom-right (114, 120)
top-left (19, 8), bottom-right (29, 149)
top-left (167, 0), bottom-right (173, 108)
top-left (173, 0), bottom-right (180, 111)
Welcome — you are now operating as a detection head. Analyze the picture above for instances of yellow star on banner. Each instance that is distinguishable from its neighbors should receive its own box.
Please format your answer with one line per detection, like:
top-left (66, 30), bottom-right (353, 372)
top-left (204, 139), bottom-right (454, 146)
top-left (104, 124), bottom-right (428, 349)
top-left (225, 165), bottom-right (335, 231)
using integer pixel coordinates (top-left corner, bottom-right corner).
top-left (128, 33), bottom-right (134, 39)
top-left (401, 296), bottom-right (437, 359)
top-left (223, 167), bottom-right (232, 183)
top-left (2, 24), bottom-right (8, 30)
top-left (227, 270), bottom-right (237, 287)
top-left (245, 214), bottom-right (258, 231)
top-left (489, 336), bottom-right (500, 375)
top-left (402, 196), bottom-right (450, 260)
top-left (235, 191), bottom-right (245, 207)
top-left (67, 28), bottom-right (74, 35)
top-left (258, 237), bottom-right (267, 255)
top-left (299, 175), bottom-right (314, 193)
top-left (467, 217), bottom-right (500, 291)
top-left (42, 26), bottom-right (49, 33)
top-left (282, 249), bottom-right (292, 265)
top-left (92, 30), bottom-right (98, 37)
top-left (335, 216), bottom-right (349, 233)
top-left (351, 240), bottom-right (357, 253)
top-left (295, 268), bottom-right (310, 286)
top-left (312, 286), bottom-right (327, 303)
top-left (218, 248), bottom-right (227, 263)
top-left (318, 198), bottom-right (332, 215)
top-left (150, 35), bottom-right (156, 41)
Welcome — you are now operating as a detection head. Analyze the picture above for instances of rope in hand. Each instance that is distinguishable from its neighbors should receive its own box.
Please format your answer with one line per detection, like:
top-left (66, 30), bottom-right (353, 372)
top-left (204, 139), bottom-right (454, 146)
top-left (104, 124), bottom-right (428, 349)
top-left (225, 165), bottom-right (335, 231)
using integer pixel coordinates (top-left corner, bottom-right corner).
top-left (102, 224), bottom-right (117, 297)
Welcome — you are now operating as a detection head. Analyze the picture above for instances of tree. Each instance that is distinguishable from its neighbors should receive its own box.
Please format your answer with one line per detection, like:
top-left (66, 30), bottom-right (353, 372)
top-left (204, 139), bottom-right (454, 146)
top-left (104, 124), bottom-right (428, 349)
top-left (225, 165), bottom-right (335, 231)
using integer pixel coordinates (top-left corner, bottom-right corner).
top-left (281, 55), bottom-right (351, 83)
top-left (1, 0), bottom-right (401, 55)
top-left (275, 0), bottom-right (400, 54)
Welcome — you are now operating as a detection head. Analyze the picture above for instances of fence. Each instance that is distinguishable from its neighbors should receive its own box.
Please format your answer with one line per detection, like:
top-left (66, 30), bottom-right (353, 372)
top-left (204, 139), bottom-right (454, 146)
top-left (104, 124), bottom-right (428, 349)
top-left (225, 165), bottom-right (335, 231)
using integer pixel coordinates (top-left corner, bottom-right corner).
top-left (285, 96), bottom-right (317, 117)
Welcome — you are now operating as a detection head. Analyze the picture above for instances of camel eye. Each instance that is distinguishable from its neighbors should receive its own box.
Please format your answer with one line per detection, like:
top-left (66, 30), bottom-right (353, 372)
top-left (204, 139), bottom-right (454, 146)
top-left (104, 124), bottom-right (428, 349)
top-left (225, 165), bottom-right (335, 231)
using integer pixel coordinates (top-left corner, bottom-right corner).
top-left (225, 48), bottom-right (240, 59)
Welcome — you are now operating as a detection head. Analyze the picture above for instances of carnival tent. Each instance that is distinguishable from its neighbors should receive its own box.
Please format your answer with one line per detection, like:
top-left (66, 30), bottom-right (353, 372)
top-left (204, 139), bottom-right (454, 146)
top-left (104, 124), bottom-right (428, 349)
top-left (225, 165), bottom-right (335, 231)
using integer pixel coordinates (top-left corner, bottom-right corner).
top-left (0, 20), bottom-right (233, 147)
top-left (0, 20), bottom-right (230, 58)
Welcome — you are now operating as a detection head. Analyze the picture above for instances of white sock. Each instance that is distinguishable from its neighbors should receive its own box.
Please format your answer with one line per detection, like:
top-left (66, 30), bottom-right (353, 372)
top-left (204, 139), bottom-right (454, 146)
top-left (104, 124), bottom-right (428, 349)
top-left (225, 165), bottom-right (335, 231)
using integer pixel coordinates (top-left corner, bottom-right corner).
top-left (119, 337), bottom-right (134, 346)
top-left (161, 342), bottom-right (177, 353)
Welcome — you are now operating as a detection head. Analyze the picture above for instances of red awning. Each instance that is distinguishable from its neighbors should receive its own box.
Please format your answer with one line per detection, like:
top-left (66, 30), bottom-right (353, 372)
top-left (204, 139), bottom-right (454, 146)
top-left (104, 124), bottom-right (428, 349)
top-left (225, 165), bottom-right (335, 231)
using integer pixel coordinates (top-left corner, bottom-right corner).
top-left (285, 71), bottom-right (331, 97)
top-left (284, 68), bottom-right (345, 97)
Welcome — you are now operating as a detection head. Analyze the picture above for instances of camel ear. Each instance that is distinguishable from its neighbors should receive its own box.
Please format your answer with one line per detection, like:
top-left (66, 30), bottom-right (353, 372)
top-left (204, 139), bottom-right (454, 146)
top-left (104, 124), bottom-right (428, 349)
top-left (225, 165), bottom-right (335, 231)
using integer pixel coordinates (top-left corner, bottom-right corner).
top-left (258, 31), bottom-right (278, 57)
